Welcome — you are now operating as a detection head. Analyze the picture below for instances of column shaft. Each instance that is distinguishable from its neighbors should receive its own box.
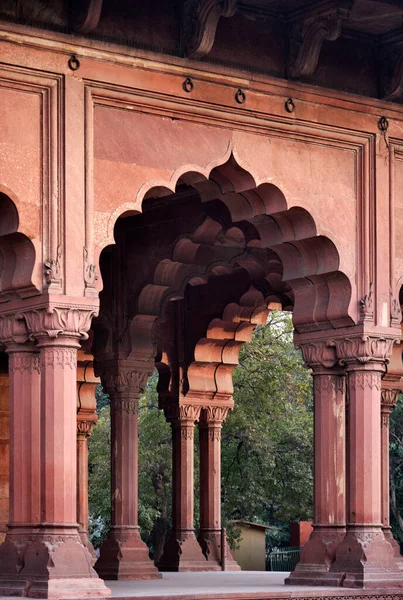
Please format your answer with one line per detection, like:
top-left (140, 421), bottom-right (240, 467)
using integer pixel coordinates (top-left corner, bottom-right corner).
top-left (158, 406), bottom-right (207, 571)
top-left (198, 408), bottom-right (239, 570)
top-left (95, 362), bottom-right (160, 580)
top-left (287, 368), bottom-right (346, 584)
top-left (330, 362), bottom-right (403, 588)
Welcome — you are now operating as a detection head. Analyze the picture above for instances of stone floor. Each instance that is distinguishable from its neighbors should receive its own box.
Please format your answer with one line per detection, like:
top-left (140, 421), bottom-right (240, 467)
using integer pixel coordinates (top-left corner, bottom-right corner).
top-left (106, 572), bottom-right (403, 600)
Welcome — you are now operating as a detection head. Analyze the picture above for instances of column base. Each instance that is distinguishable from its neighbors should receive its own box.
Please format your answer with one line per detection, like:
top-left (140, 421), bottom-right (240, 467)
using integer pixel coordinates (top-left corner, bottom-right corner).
top-left (95, 526), bottom-right (161, 580)
top-left (327, 527), bottom-right (403, 588)
top-left (285, 526), bottom-right (346, 586)
top-left (383, 527), bottom-right (403, 562)
top-left (158, 531), bottom-right (208, 572)
top-left (0, 529), bottom-right (111, 598)
top-left (198, 530), bottom-right (240, 571)
top-left (79, 530), bottom-right (97, 566)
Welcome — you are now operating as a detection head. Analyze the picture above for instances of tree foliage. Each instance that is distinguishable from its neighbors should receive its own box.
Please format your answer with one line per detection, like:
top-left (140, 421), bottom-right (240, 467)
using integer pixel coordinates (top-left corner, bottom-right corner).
top-left (88, 311), bottom-right (314, 552)
top-left (389, 394), bottom-right (403, 547)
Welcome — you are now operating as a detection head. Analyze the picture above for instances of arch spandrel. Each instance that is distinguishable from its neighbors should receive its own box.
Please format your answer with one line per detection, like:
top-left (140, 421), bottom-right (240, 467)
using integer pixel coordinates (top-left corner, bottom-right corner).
top-left (0, 188), bottom-right (42, 302)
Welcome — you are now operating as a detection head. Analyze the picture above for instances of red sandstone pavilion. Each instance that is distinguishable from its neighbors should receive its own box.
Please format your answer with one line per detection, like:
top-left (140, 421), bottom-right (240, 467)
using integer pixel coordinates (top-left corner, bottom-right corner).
top-left (2, 0), bottom-right (403, 598)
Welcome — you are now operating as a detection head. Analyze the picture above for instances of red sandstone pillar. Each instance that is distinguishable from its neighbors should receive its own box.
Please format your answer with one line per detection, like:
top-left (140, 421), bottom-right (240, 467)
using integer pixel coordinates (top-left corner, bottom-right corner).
top-left (0, 365), bottom-right (9, 542)
top-left (0, 309), bottom-right (110, 599)
top-left (198, 407), bottom-right (239, 570)
top-left (287, 341), bottom-right (346, 585)
top-left (158, 405), bottom-right (207, 571)
top-left (380, 385), bottom-right (402, 558)
top-left (95, 360), bottom-right (160, 579)
top-left (329, 335), bottom-right (403, 588)
top-left (76, 353), bottom-right (99, 561)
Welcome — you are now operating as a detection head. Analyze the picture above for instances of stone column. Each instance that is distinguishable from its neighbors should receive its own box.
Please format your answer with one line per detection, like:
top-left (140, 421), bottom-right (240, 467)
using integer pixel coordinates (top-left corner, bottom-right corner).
top-left (0, 308), bottom-right (110, 599)
top-left (286, 342), bottom-right (346, 585)
top-left (198, 406), bottom-right (239, 570)
top-left (0, 361), bottom-right (9, 542)
top-left (380, 385), bottom-right (402, 558)
top-left (95, 360), bottom-right (160, 579)
top-left (76, 353), bottom-right (99, 561)
top-left (329, 334), bottom-right (403, 588)
top-left (158, 404), bottom-right (207, 571)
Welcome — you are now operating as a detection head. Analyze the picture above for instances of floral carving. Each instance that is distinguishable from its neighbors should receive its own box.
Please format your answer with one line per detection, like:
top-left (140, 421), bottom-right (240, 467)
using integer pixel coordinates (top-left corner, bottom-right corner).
top-left (100, 365), bottom-right (151, 398)
top-left (329, 336), bottom-right (398, 366)
top-left (0, 315), bottom-right (29, 345)
top-left (183, 0), bottom-right (237, 58)
top-left (203, 406), bottom-right (230, 422)
top-left (110, 398), bottom-right (139, 415)
top-left (381, 388), bottom-right (399, 408)
top-left (44, 245), bottom-right (62, 289)
top-left (8, 352), bottom-right (40, 374)
top-left (359, 282), bottom-right (374, 323)
top-left (21, 305), bottom-right (98, 341)
top-left (164, 404), bottom-right (201, 423)
top-left (83, 247), bottom-right (98, 290)
top-left (180, 426), bottom-right (194, 440)
top-left (297, 341), bottom-right (337, 369)
top-left (77, 420), bottom-right (95, 436)
top-left (41, 348), bottom-right (77, 370)
top-left (348, 371), bottom-right (381, 391)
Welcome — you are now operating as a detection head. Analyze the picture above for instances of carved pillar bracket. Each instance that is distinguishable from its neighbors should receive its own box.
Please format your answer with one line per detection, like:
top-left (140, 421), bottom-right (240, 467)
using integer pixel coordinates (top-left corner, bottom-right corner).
top-left (380, 31), bottom-right (403, 101)
top-left (69, 0), bottom-right (103, 34)
top-left (95, 359), bottom-right (160, 580)
top-left (287, 340), bottom-right (346, 585)
top-left (326, 333), bottom-right (403, 588)
top-left (158, 404), bottom-right (207, 572)
top-left (198, 405), bottom-right (240, 571)
top-left (0, 302), bottom-right (109, 598)
top-left (288, 2), bottom-right (352, 79)
top-left (183, 0), bottom-right (237, 58)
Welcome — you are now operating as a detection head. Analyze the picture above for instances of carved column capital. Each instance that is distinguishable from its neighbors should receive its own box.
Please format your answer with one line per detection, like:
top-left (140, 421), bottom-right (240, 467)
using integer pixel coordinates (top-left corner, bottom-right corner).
top-left (381, 387), bottom-right (399, 409)
top-left (21, 303), bottom-right (98, 343)
top-left (164, 404), bottom-right (202, 424)
top-left (328, 335), bottom-right (399, 369)
top-left (77, 419), bottom-right (96, 438)
top-left (0, 314), bottom-right (29, 347)
top-left (288, 2), bottom-right (352, 79)
top-left (201, 405), bottom-right (230, 424)
top-left (183, 0), bottom-right (237, 58)
top-left (296, 340), bottom-right (337, 370)
top-left (96, 359), bottom-right (153, 414)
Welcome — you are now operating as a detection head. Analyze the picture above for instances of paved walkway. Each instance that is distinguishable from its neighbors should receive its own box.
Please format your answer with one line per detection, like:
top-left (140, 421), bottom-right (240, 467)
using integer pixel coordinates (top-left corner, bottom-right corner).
top-left (105, 572), bottom-right (388, 599)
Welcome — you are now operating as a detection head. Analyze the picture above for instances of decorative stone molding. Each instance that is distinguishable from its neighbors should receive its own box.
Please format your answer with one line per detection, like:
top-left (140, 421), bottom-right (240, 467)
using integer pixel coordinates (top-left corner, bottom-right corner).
top-left (77, 420), bottom-right (95, 437)
top-left (313, 373), bottom-right (345, 395)
top-left (381, 388), bottom-right (399, 408)
top-left (83, 247), bottom-right (98, 290)
top-left (348, 371), bottom-right (381, 391)
top-left (297, 340), bottom-right (337, 369)
top-left (8, 351), bottom-right (40, 374)
top-left (288, 2), bottom-right (352, 79)
top-left (44, 246), bottom-right (63, 290)
top-left (164, 404), bottom-right (202, 423)
top-left (329, 335), bottom-right (398, 366)
top-left (41, 347), bottom-right (77, 370)
top-left (21, 305), bottom-right (98, 341)
top-left (0, 314), bottom-right (29, 346)
top-left (202, 405), bottom-right (230, 423)
top-left (98, 363), bottom-right (151, 398)
top-left (389, 287), bottom-right (401, 327)
top-left (359, 282), bottom-right (374, 323)
top-left (183, 0), bottom-right (237, 58)
top-left (110, 398), bottom-right (139, 415)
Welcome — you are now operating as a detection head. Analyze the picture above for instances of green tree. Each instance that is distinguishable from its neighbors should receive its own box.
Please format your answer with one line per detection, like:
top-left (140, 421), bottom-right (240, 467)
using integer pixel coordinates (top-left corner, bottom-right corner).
top-left (221, 311), bottom-right (313, 547)
top-left (389, 393), bottom-right (403, 547)
top-left (88, 311), bottom-right (314, 553)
